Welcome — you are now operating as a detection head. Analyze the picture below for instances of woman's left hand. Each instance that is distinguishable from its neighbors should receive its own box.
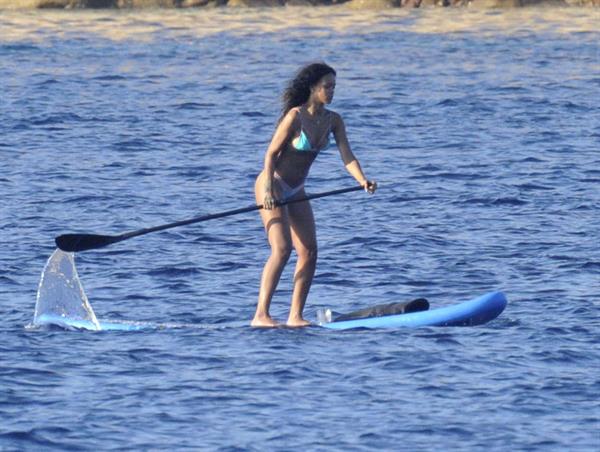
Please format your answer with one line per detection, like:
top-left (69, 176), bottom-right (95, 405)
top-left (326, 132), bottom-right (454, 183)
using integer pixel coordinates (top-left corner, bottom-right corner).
top-left (361, 180), bottom-right (377, 194)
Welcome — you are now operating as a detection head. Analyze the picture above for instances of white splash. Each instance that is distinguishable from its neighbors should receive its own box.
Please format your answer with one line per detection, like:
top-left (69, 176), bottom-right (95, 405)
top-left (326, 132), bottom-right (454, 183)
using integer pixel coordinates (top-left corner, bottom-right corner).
top-left (33, 249), bottom-right (100, 331)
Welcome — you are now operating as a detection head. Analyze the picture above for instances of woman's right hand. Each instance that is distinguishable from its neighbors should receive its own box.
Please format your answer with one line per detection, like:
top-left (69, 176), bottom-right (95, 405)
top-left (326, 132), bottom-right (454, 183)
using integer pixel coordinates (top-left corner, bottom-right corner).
top-left (263, 190), bottom-right (277, 210)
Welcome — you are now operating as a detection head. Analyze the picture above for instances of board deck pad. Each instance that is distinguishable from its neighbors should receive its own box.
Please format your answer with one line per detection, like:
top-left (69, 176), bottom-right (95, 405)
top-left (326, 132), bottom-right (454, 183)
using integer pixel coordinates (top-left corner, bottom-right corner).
top-left (332, 298), bottom-right (430, 322)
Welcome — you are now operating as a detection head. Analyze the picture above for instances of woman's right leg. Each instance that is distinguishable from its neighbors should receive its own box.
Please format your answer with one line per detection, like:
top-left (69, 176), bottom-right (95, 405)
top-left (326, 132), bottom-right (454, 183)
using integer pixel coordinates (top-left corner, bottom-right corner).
top-left (252, 172), bottom-right (292, 327)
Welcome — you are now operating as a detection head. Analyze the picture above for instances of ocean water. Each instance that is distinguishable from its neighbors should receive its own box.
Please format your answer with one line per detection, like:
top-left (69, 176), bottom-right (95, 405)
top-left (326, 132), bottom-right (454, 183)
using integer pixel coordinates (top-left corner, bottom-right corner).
top-left (1, 7), bottom-right (599, 450)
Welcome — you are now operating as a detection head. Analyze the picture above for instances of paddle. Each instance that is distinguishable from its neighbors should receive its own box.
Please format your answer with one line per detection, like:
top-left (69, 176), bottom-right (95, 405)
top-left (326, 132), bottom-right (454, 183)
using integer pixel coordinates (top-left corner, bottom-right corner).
top-left (55, 185), bottom-right (364, 253)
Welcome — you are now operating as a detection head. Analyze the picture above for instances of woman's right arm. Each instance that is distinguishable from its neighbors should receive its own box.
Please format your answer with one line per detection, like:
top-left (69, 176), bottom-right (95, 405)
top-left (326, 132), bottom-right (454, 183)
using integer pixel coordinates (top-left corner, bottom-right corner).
top-left (262, 109), bottom-right (298, 209)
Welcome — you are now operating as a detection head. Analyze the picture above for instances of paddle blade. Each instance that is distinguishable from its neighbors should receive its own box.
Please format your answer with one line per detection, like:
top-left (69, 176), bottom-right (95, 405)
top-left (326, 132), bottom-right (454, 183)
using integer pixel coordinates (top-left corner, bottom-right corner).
top-left (55, 233), bottom-right (120, 252)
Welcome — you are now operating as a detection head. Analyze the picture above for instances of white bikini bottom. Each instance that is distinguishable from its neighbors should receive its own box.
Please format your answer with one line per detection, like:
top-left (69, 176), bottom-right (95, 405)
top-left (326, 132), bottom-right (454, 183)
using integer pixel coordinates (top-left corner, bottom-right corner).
top-left (273, 172), bottom-right (304, 200)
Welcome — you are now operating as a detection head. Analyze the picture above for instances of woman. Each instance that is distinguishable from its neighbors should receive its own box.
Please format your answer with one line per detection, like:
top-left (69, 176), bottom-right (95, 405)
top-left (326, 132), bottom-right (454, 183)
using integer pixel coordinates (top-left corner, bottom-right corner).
top-left (253, 62), bottom-right (376, 328)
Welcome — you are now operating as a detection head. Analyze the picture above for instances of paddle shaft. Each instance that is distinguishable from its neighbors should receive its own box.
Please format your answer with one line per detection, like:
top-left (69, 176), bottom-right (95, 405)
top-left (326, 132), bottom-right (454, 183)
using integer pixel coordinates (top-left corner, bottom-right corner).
top-left (55, 185), bottom-right (365, 252)
top-left (123, 185), bottom-right (363, 240)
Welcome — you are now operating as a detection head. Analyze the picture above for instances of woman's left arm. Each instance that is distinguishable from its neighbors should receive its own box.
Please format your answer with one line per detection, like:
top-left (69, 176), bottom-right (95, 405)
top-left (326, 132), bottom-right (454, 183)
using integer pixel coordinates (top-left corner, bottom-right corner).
top-left (332, 112), bottom-right (377, 194)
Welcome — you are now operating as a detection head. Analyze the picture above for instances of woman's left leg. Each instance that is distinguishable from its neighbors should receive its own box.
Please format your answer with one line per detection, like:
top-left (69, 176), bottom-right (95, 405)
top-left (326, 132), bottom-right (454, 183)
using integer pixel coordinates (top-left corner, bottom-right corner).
top-left (287, 195), bottom-right (317, 327)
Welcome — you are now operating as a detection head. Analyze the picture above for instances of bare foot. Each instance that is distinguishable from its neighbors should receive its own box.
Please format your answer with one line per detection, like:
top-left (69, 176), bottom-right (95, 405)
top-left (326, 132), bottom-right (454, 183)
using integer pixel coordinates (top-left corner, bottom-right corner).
top-left (251, 314), bottom-right (279, 328)
top-left (286, 317), bottom-right (311, 328)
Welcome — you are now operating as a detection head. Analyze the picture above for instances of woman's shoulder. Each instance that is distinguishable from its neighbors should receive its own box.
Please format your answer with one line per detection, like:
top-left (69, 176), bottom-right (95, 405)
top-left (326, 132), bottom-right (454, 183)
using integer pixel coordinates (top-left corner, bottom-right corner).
top-left (325, 109), bottom-right (342, 127)
top-left (324, 108), bottom-right (340, 118)
top-left (283, 107), bottom-right (302, 122)
top-left (279, 108), bottom-right (302, 129)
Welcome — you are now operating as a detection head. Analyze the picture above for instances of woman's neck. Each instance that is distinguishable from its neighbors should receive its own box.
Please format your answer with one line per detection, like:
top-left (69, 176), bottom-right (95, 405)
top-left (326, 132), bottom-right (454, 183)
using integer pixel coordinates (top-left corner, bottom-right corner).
top-left (304, 101), bottom-right (325, 117)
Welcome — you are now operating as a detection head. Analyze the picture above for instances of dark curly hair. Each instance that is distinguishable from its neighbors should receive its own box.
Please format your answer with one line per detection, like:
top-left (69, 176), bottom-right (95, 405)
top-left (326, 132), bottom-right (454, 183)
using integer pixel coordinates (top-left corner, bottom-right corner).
top-left (279, 62), bottom-right (336, 122)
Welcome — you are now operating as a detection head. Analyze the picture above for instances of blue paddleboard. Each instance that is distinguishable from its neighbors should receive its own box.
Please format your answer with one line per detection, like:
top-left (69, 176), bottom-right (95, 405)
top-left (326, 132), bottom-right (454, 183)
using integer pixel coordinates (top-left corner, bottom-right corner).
top-left (32, 292), bottom-right (506, 331)
top-left (318, 291), bottom-right (507, 330)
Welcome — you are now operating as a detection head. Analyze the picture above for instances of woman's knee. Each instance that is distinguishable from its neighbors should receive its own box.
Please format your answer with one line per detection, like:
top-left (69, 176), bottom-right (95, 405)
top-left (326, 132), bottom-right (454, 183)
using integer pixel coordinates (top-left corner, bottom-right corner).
top-left (297, 244), bottom-right (318, 264)
top-left (271, 241), bottom-right (292, 262)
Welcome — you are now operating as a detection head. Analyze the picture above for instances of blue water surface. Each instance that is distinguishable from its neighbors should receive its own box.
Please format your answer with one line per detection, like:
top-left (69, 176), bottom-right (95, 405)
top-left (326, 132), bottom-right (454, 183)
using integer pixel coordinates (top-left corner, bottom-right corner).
top-left (1, 7), bottom-right (599, 451)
